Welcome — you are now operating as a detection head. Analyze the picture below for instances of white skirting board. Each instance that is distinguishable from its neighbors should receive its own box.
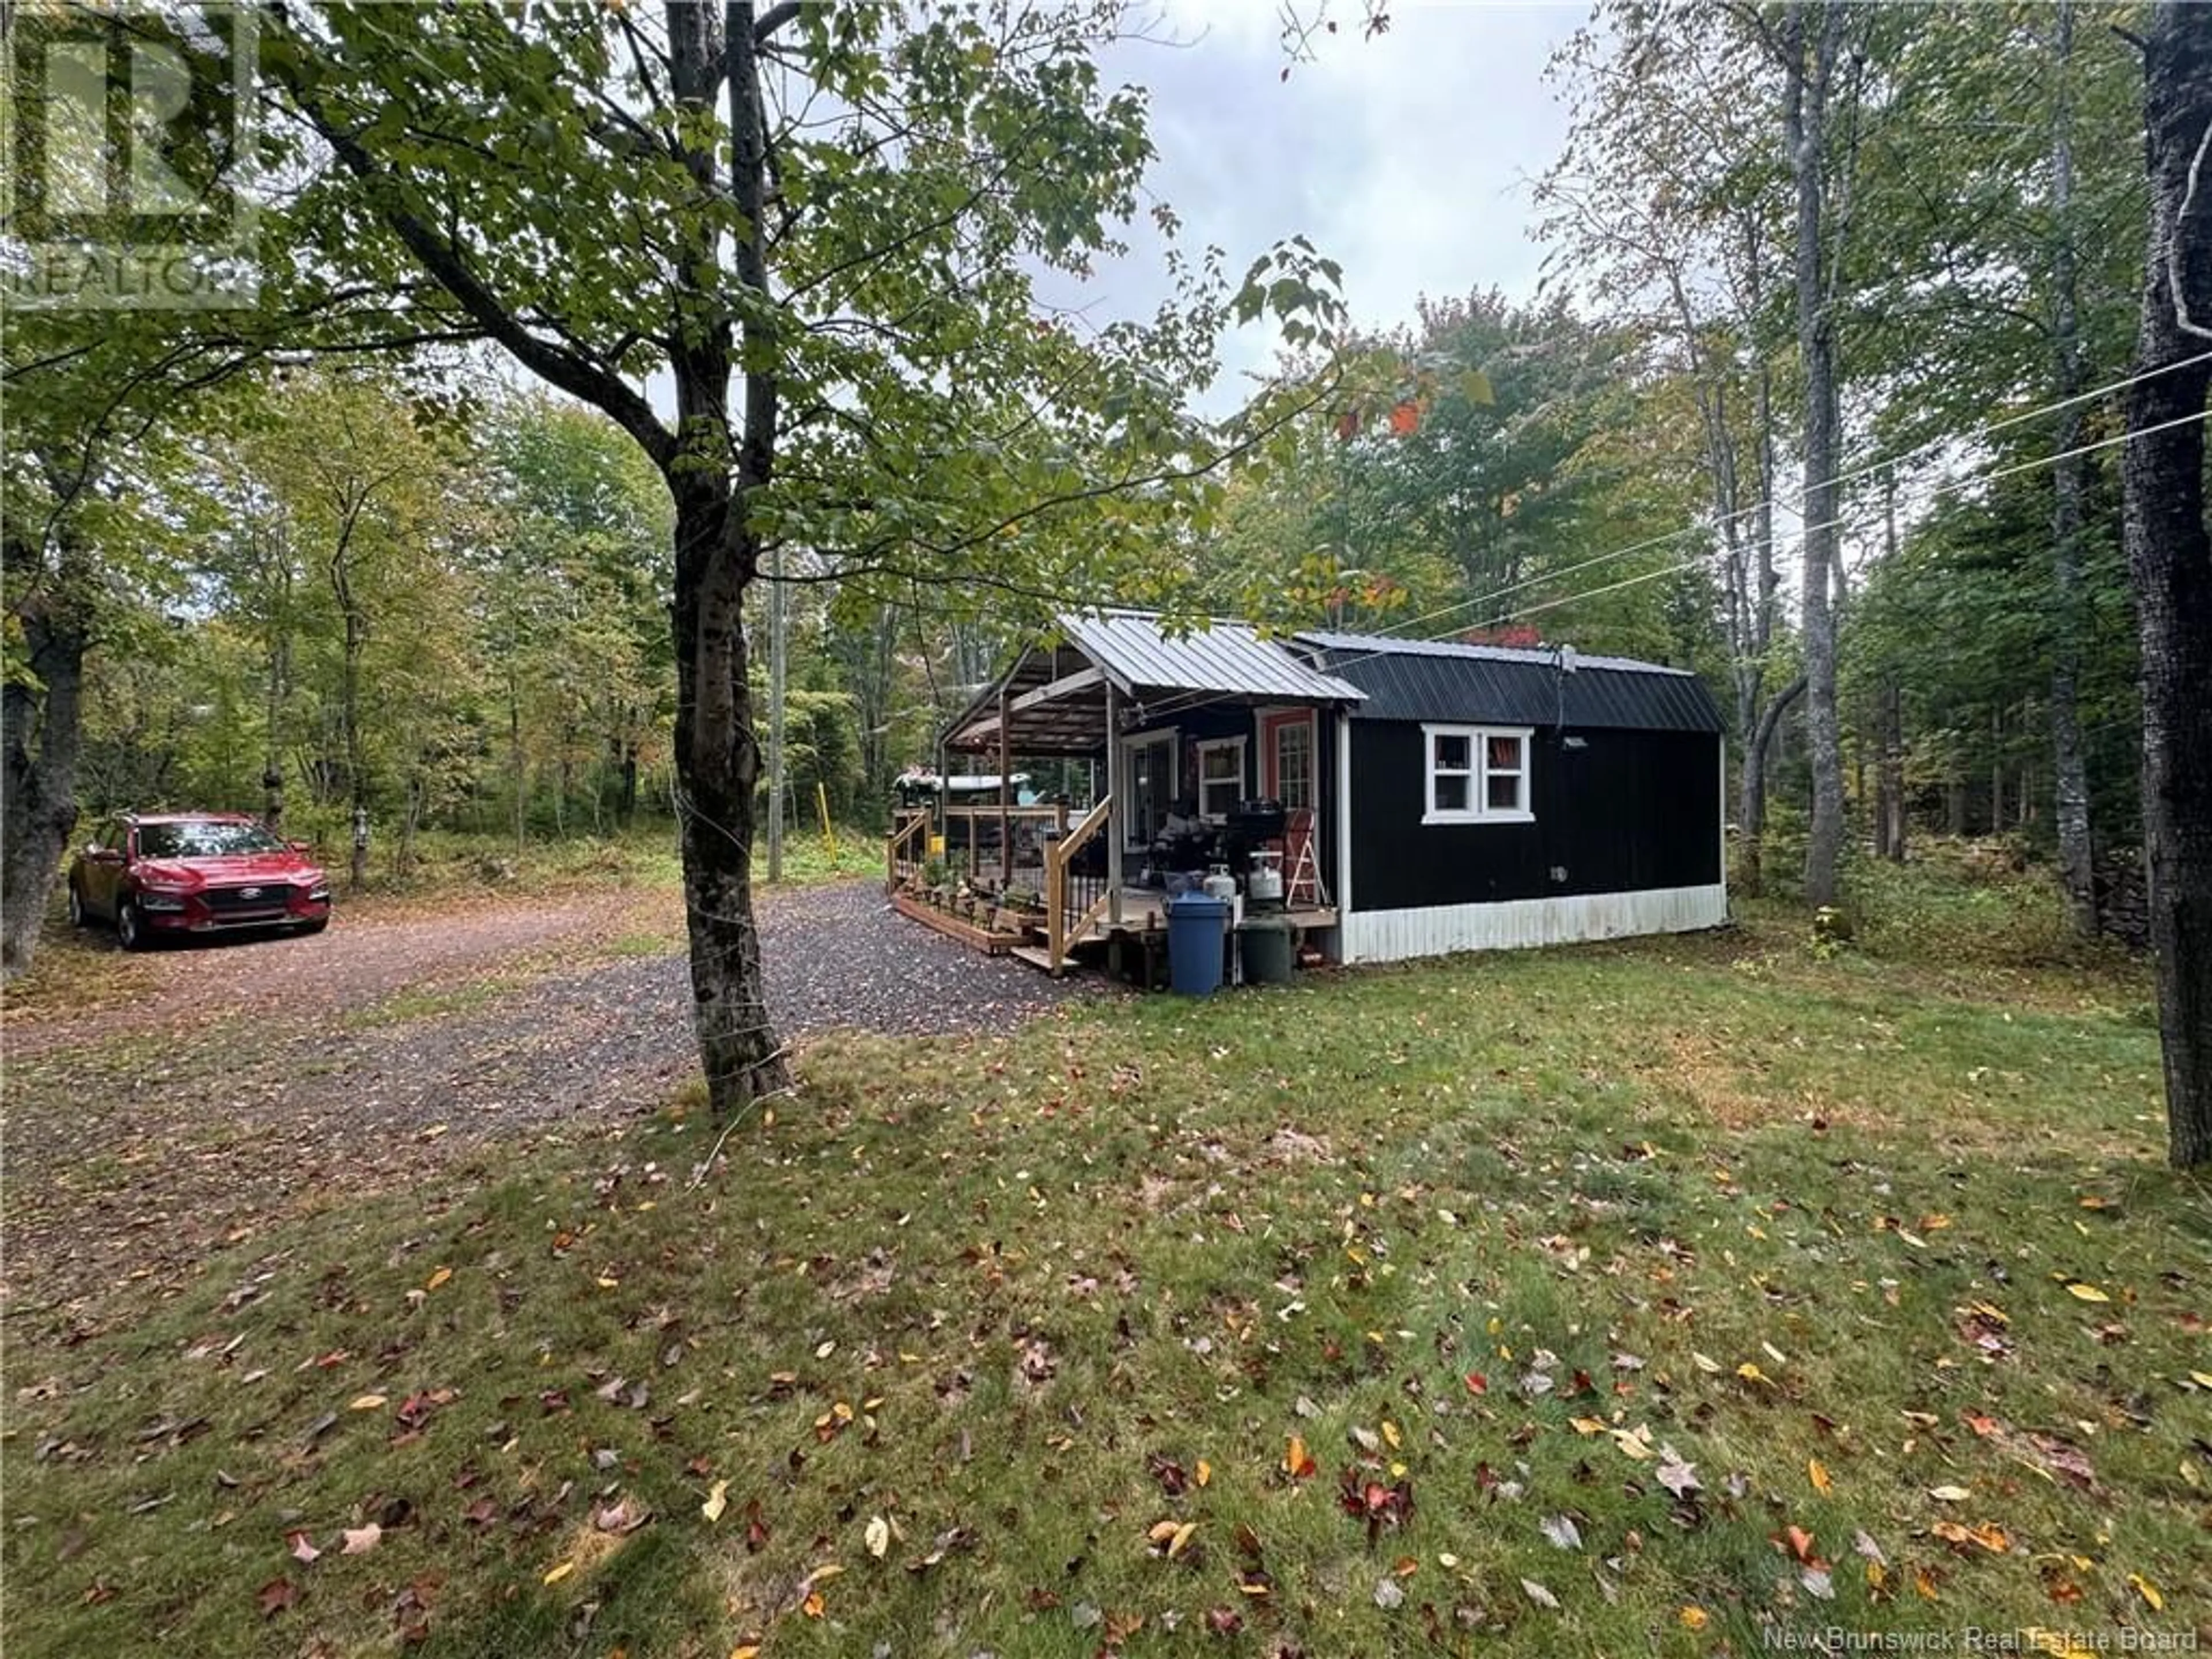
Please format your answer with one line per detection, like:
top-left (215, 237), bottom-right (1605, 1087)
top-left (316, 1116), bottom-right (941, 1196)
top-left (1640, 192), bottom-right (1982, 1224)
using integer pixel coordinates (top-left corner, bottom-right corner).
top-left (1338, 883), bottom-right (1728, 964)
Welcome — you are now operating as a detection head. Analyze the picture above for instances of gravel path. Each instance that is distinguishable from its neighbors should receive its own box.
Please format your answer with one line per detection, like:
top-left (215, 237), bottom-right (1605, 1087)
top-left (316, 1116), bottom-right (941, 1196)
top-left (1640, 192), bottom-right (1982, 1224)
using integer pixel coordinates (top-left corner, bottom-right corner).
top-left (1, 879), bottom-right (1101, 1319)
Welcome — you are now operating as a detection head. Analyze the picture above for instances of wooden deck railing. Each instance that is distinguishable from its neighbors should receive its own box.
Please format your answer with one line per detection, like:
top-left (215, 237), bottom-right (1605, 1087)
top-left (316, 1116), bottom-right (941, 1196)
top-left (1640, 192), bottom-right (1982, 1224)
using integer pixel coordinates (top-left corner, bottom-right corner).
top-left (937, 804), bottom-right (1064, 882)
top-left (1045, 794), bottom-right (1112, 972)
top-left (885, 810), bottom-right (930, 889)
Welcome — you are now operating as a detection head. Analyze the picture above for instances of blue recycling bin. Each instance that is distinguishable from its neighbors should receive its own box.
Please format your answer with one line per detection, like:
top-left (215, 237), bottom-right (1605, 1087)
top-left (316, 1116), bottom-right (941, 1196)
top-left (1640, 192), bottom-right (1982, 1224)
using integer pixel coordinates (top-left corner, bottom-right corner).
top-left (1166, 891), bottom-right (1229, 996)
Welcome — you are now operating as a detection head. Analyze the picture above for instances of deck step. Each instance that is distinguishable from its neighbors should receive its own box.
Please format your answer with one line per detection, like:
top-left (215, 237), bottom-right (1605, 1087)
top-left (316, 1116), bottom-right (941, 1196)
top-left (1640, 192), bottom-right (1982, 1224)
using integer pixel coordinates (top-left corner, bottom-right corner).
top-left (1007, 944), bottom-right (1059, 974)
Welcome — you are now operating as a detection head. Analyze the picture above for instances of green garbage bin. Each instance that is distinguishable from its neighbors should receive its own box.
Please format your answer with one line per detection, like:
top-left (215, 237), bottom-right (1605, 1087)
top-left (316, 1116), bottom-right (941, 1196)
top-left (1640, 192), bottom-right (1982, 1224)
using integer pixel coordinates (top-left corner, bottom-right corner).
top-left (1240, 917), bottom-right (1295, 985)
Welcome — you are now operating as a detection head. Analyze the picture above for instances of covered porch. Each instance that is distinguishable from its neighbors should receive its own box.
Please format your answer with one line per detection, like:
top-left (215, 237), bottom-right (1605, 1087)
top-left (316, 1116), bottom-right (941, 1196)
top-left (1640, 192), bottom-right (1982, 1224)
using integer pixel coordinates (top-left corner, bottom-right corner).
top-left (886, 611), bottom-right (1362, 977)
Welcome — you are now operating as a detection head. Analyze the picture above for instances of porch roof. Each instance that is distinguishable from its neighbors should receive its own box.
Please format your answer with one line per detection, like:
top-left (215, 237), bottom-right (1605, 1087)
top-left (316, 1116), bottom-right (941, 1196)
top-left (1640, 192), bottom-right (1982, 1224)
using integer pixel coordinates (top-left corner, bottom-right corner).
top-left (944, 608), bottom-right (1365, 756)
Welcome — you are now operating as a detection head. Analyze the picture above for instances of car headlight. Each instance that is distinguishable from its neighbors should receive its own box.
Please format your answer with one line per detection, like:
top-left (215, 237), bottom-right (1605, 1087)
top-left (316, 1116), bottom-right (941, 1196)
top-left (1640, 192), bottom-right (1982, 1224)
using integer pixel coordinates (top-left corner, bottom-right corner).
top-left (305, 882), bottom-right (331, 901)
top-left (136, 887), bottom-right (188, 911)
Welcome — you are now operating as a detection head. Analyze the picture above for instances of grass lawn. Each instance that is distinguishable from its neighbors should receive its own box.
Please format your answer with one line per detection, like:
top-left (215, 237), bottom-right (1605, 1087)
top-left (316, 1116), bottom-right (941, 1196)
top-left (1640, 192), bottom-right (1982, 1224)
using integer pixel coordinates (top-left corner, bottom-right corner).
top-left (4, 870), bottom-right (2207, 1656)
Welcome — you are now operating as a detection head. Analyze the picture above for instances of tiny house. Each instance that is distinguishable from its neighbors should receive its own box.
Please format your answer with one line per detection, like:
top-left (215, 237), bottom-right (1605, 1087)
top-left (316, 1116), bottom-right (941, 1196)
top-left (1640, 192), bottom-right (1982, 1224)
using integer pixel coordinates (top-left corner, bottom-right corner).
top-left (904, 610), bottom-right (1726, 973)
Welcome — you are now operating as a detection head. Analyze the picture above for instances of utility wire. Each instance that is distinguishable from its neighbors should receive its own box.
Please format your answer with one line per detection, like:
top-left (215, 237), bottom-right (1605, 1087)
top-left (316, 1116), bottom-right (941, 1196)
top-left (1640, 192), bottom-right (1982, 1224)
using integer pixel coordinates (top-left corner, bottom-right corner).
top-left (1117, 403), bottom-right (2209, 732)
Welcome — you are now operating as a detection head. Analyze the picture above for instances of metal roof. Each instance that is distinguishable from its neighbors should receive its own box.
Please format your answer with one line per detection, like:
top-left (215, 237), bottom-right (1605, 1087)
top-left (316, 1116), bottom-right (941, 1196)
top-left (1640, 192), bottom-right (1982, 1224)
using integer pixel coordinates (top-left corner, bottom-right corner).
top-left (1061, 610), bottom-right (1366, 702)
top-left (942, 610), bottom-right (1363, 755)
top-left (1295, 630), bottom-right (1726, 734)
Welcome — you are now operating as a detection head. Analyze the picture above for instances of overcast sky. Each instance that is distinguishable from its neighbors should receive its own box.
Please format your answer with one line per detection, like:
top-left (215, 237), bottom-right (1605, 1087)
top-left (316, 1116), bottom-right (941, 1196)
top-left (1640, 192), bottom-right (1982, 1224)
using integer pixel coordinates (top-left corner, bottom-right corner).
top-left (1054, 1), bottom-right (1588, 407)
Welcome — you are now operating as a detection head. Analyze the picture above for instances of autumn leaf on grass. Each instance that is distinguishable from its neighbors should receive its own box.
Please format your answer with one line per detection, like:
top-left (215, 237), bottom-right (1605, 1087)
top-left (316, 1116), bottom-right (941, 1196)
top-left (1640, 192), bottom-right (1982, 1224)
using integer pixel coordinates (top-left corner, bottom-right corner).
top-left (2128, 1573), bottom-right (2164, 1612)
top-left (340, 1524), bottom-right (382, 1555)
top-left (1808, 1457), bottom-right (1832, 1495)
top-left (256, 1577), bottom-right (298, 1618)
top-left (1655, 1448), bottom-right (1700, 1498)
top-left (2063, 1281), bottom-right (2111, 1302)
top-left (1679, 1605), bottom-right (1710, 1630)
top-left (700, 1480), bottom-right (729, 1524)
top-left (1930, 1520), bottom-right (2009, 1554)
top-left (286, 1529), bottom-right (321, 1565)
top-left (1520, 1578), bottom-right (1560, 1611)
top-left (1283, 1435), bottom-right (1316, 1480)
top-left (1539, 1514), bottom-right (1582, 1551)
top-left (865, 1515), bottom-right (891, 1559)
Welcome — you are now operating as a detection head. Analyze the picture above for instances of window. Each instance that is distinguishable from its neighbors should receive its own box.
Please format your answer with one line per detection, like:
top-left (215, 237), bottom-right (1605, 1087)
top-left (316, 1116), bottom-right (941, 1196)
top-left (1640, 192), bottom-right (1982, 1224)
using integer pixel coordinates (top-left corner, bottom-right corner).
top-left (1422, 724), bottom-right (1532, 824)
top-left (1270, 715), bottom-right (1315, 809)
top-left (1196, 737), bottom-right (1245, 821)
top-left (1123, 730), bottom-right (1176, 843)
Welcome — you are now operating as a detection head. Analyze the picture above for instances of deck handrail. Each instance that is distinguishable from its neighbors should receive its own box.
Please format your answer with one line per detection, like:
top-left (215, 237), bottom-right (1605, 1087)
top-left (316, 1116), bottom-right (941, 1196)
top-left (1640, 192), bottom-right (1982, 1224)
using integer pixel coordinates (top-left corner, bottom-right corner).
top-left (1045, 794), bottom-right (1111, 971)
top-left (885, 810), bottom-right (930, 889)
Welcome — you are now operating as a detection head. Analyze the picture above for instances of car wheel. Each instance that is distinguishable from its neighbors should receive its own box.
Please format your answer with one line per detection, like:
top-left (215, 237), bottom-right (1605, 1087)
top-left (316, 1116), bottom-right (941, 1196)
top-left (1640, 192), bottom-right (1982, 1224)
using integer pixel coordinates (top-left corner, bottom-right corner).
top-left (67, 881), bottom-right (88, 928)
top-left (116, 899), bottom-right (149, 951)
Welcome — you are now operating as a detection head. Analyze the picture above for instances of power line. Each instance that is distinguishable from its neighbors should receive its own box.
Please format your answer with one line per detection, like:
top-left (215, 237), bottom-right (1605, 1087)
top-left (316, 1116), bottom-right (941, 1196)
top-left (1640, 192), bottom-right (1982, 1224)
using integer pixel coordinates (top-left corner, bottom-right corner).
top-left (1122, 403), bottom-right (2209, 732)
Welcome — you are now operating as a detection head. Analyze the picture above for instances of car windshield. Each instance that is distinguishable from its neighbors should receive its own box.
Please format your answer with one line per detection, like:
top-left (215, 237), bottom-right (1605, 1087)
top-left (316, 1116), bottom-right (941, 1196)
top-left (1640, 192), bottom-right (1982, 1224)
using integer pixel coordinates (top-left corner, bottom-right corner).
top-left (136, 821), bottom-right (287, 859)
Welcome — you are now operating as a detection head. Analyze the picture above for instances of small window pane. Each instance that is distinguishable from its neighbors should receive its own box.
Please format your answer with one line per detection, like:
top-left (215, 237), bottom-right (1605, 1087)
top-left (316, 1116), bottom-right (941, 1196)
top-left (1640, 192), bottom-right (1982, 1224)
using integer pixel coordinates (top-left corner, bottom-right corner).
top-left (1487, 773), bottom-right (1521, 811)
top-left (1487, 734), bottom-right (1521, 771)
top-left (1434, 773), bottom-right (1469, 812)
top-left (1434, 733), bottom-right (1470, 772)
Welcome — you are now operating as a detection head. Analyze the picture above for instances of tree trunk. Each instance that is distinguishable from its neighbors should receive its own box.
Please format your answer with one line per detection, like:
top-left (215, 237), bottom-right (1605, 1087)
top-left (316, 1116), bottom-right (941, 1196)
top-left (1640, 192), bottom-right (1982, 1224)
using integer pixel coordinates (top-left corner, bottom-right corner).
top-left (2122, 0), bottom-right (2212, 1169)
top-left (1877, 680), bottom-right (1906, 861)
top-left (1785, 0), bottom-right (1850, 906)
top-left (1, 586), bottom-right (90, 982)
top-left (660, 0), bottom-right (789, 1114)
top-left (671, 479), bottom-right (787, 1109)
top-left (2048, 0), bottom-right (2098, 935)
top-left (1739, 675), bottom-right (1807, 898)
top-left (1990, 709), bottom-right (2005, 835)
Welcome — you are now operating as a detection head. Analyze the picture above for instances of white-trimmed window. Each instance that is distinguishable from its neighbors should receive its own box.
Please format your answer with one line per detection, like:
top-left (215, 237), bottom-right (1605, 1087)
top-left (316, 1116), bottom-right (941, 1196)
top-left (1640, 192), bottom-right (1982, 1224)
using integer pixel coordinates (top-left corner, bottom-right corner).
top-left (1422, 724), bottom-right (1532, 824)
top-left (1196, 736), bottom-right (1246, 821)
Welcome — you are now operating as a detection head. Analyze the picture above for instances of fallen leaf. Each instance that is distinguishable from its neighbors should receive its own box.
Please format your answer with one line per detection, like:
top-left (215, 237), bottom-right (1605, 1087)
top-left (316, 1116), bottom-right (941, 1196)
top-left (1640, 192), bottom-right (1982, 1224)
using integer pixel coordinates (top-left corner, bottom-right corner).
top-left (2127, 1573), bottom-right (2163, 1612)
top-left (702, 1480), bottom-right (728, 1524)
top-left (1372, 1577), bottom-right (1404, 1611)
top-left (340, 1524), bottom-right (381, 1555)
top-left (1520, 1577), bottom-right (1560, 1611)
top-left (542, 1561), bottom-right (574, 1586)
top-left (1168, 1522), bottom-right (1198, 1559)
top-left (1928, 1484), bottom-right (1971, 1503)
top-left (1539, 1514), bottom-right (1582, 1551)
top-left (2064, 1282), bottom-right (2111, 1302)
top-left (1283, 1435), bottom-right (1316, 1480)
top-left (1196, 1460), bottom-right (1211, 1487)
top-left (349, 1394), bottom-right (388, 1412)
top-left (424, 1267), bottom-right (452, 1293)
top-left (1691, 1351), bottom-right (1722, 1374)
top-left (1679, 1605), bottom-right (1710, 1630)
top-left (256, 1576), bottom-right (298, 1618)
top-left (865, 1515), bottom-right (890, 1559)
top-left (286, 1529), bottom-right (321, 1564)
top-left (1808, 1457), bottom-right (1832, 1495)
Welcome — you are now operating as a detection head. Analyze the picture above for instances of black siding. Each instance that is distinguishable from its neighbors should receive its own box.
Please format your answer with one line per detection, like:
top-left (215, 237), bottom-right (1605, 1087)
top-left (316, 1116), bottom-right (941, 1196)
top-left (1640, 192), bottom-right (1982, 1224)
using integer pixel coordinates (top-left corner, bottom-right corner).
top-left (1349, 724), bottom-right (1720, 912)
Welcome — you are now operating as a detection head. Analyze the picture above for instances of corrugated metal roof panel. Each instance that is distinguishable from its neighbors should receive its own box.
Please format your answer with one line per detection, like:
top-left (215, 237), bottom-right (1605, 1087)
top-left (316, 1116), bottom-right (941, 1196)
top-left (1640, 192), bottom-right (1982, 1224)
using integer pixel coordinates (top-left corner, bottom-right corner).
top-left (1296, 630), bottom-right (1725, 733)
top-left (1058, 609), bottom-right (1366, 703)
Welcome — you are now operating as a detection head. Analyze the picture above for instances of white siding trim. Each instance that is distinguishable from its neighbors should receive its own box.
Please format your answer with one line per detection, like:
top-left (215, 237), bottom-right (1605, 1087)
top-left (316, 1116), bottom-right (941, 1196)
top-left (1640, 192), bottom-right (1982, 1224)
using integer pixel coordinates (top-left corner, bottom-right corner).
top-left (1339, 883), bottom-right (1728, 965)
top-left (1334, 709), bottom-right (1353, 918)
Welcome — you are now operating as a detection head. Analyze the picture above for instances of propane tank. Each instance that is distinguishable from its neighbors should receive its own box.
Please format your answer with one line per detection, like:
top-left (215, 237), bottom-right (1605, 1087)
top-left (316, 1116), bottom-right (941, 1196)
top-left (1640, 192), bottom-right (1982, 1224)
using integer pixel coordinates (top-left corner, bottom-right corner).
top-left (1202, 863), bottom-right (1237, 902)
top-left (1247, 849), bottom-right (1285, 904)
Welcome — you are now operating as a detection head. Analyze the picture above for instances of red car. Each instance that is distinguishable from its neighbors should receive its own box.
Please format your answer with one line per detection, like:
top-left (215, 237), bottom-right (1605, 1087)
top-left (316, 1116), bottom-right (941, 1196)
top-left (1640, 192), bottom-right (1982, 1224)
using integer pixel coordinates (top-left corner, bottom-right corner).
top-left (67, 812), bottom-right (333, 949)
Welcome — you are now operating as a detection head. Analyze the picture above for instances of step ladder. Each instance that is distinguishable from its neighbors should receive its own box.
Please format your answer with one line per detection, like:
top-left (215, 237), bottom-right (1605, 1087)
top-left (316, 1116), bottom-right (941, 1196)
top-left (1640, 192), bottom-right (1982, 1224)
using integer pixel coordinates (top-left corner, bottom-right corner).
top-left (1283, 807), bottom-right (1328, 907)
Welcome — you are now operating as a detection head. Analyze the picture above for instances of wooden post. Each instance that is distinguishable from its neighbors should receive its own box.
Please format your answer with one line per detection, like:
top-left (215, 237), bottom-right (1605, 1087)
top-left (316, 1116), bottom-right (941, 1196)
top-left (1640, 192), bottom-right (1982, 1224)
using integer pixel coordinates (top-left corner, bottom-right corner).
top-left (1106, 682), bottom-right (1124, 924)
top-left (998, 685), bottom-right (1013, 888)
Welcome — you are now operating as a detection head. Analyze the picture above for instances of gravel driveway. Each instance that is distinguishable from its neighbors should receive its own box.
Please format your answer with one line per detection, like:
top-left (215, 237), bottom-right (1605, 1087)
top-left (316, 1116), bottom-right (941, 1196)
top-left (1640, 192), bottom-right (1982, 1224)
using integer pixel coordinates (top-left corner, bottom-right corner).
top-left (1, 879), bottom-right (1100, 1319)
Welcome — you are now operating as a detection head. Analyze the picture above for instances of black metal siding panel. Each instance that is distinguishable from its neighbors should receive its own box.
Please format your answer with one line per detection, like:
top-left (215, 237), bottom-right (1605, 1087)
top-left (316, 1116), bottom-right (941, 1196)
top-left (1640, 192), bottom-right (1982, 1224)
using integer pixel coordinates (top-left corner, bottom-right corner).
top-left (1304, 641), bottom-right (1725, 733)
top-left (1348, 724), bottom-right (1721, 912)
